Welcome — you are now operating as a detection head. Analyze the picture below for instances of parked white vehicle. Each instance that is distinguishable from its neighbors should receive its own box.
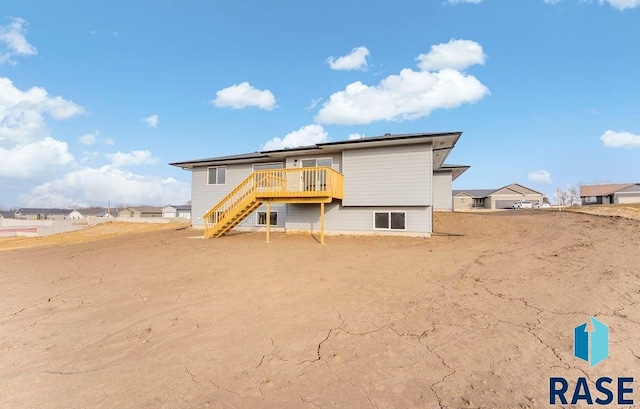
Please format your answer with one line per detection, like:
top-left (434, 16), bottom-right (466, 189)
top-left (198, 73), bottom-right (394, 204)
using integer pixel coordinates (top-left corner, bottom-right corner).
top-left (513, 200), bottom-right (533, 209)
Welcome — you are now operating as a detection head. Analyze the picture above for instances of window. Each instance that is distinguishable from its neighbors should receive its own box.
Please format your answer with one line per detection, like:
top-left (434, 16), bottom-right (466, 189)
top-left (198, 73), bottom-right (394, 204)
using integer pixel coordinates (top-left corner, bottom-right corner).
top-left (459, 198), bottom-right (467, 203)
top-left (373, 212), bottom-right (406, 230)
top-left (300, 158), bottom-right (333, 168)
top-left (585, 196), bottom-right (597, 203)
top-left (253, 162), bottom-right (283, 170)
top-left (207, 166), bottom-right (226, 185)
top-left (257, 211), bottom-right (278, 226)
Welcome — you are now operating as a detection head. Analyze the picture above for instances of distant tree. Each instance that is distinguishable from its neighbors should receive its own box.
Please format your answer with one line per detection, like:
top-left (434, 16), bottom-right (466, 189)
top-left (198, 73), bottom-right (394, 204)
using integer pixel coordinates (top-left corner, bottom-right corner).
top-left (556, 186), bottom-right (580, 206)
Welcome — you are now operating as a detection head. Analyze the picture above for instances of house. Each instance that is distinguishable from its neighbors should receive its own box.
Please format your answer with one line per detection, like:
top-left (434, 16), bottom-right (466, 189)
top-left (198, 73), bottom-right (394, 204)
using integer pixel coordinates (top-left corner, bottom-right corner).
top-left (0, 210), bottom-right (16, 219)
top-left (14, 208), bottom-right (70, 220)
top-left (68, 210), bottom-right (84, 220)
top-left (580, 183), bottom-right (640, 205)
top-left (453, 184), bottom-right (544, 211)
top-left (170, 132), bottom-right (469, 241)
top-left (118, 206), bottom-right (163, 218)
top-left (162, 205), bottom-right (192, 219)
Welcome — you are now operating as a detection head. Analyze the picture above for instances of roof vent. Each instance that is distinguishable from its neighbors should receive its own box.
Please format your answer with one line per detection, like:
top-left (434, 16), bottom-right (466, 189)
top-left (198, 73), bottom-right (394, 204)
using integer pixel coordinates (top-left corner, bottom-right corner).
top-left (384, 133), bottom-right (391, 136)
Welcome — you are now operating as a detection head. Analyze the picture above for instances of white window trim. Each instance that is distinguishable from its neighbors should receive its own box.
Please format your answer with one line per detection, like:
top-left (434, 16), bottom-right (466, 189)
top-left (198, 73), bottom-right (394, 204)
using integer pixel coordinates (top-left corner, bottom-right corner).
top-left (256, 210), bottom-right (278, 226)
top-left (298, 157), bottom-right (334, 168)
top-left (459, 198), bottom-right (467, 203)
top-left (207, 166), bottom-right (227, 185)
top-left (372, 211), bottom-right (407, 231)
top-left (252, 162), bottom-right (283, 170)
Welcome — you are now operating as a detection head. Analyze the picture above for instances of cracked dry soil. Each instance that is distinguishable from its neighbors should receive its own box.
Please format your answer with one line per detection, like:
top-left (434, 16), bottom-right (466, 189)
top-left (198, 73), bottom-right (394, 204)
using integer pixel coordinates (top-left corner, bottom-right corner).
top-left (1, 211), bottom-right (639, 408)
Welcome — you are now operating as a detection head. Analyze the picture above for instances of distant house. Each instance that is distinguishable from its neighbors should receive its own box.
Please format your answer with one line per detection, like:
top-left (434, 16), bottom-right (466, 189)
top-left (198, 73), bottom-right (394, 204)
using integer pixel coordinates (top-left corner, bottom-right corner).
top-left (14, 208), bottom-right (70, 220)
top-left (162, 205), bottom-right (192, 219)
top-left (580, 183), bottom-right (640, 205)
top-left (68, 210), bottom-right (84, 220)
top-left (118, 206), bottom-right (163, 218)
top-left (453, 183), bottom-right (544, 211)
top-left (0, 210), bottom-right (16, 219)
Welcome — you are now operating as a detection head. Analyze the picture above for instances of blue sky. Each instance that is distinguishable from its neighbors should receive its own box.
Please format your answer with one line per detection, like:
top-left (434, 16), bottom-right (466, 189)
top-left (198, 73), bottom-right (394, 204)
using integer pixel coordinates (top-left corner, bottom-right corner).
top-left (1, 0), bottom-right (639, 207)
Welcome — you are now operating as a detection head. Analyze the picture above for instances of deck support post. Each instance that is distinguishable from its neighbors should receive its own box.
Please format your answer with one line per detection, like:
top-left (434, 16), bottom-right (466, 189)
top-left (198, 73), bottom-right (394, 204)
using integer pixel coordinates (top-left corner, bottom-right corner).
top-left (266, 201), bottom-right (271, 242)
top-left (320, 202), bottom-right (325, 245)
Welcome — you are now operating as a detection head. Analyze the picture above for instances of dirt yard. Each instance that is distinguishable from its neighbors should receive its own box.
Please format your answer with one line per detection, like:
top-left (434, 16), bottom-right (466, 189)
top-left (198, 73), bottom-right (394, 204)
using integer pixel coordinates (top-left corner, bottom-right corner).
top-left (1, 211), bottom-right (639, 408)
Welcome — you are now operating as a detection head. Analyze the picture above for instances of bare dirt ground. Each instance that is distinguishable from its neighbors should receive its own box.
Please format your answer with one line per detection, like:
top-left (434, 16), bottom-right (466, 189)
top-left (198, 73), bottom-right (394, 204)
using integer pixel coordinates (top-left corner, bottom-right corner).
top-left (1, 212), bottom-right (639, 408)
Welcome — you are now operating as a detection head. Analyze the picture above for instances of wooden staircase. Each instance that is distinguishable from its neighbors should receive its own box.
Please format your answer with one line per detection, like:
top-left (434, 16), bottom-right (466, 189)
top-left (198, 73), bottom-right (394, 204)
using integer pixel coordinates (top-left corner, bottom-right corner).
top-left (203, 166), bottom-right (344, 238)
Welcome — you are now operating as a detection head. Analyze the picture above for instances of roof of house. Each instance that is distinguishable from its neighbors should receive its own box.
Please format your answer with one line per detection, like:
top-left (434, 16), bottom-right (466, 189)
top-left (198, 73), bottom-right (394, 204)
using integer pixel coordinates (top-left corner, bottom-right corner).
top-left (437, 164), bottom-right (470, 181)
top-left (579, 183), bottom-right (635, 197)
top-left (0, 210), bottom-right (16, 218)
top-left (453, 189), bottom-right (496, 198)
top-left (169, 131), bottom-right (464, 172)
top-left (453, 183), bottom-right (544, 198)
top-left (15, 208), bottom-right (70, 215)
top-left (174, 205), bottom-right (191, 211)
top-left (125, 206), bottom-right (163, 213)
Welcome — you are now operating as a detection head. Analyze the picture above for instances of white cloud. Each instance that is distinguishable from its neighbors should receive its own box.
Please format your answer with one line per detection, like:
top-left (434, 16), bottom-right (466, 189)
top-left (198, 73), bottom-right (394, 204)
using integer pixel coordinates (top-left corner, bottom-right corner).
top-left (316, 40), bottom-right (488, 125)
top-left (0, 137), bottom-right (74, 178)
top-left (262, 124), bottom-right (330, 151)
top-left (22, 167), bottom-right (190, 208)
top-left (143, 114), bottom-right (159, 128)
top-left (447, 0), bottom-right (483, 3)
top-left (79, 131), bottom-right (99, 145)
top-left (600, 130), bottom-right (640, 148)
top-left (315, 69), bottom-right (488, 125)
top-left (416, 39), bottom-right (486, 71)
top-left (0, 77), bottom-right (84, 147)
top-left (0, 77), bottom-right (83, 179)
top-left (0, 17), bottom-right (37, 65)
top-left (104, 137), bottom-right (115, 146)
top-left (348, 133), bottom-right (365, 140)
top-left (212, 82), bottom-right (277, 110)
top-left (528, 170), bottom-right (553, 184)
top-left (106, 150), bottom-right (159, 167)
top-left (598, 0), bottom-right (640, 10)
top-left (327, 46), bottom-right (370, 71)
top-left (306, 98), bottom-right (323, 110)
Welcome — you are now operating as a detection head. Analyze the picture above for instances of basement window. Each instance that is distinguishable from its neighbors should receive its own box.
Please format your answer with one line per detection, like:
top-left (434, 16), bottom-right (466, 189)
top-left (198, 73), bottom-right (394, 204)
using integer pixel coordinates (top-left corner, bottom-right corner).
top-left (374, 212), bottom-right (406, 230)
top-left (207, 166), bottom-right (226, 185)
top-left (257, 211), bottom-right (278, 226)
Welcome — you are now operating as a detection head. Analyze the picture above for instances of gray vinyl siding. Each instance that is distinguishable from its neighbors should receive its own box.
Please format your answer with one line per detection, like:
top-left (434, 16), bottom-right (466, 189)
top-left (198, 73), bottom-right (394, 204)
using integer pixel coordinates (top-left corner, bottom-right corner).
top-left (191, 163), bottom-right (254, 227)
top-left (342, 143), bottom-right (432, 206)
top-left (433, 171), bottom-right (452, 211)
top-left (237, 203), bottom-right (286, 228)
top-left (286, 202), bottom-right (431, 235)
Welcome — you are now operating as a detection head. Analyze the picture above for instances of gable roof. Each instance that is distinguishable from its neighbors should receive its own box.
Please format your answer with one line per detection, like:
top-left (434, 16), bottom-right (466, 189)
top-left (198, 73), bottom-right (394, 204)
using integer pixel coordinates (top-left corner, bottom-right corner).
top-left (453, 183), bottom-right (543, 199)
top-left (453, 189), bottom-right (496, 198)
top-left (15, 208), bottom-right (70, 215)
top-left (170, 131), bottom-right (463, 172)
top-left (580, 183), bottom-right (635, 197)
top-left (0, 210), bottom-right (15, 218)
top-left (129, 206), bottom-right (162, 213)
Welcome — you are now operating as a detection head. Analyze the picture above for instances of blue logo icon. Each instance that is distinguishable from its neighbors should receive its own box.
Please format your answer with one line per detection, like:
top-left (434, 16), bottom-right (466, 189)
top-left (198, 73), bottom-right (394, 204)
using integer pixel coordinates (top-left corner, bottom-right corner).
top-left (574, 317), bottom-right (609, 367)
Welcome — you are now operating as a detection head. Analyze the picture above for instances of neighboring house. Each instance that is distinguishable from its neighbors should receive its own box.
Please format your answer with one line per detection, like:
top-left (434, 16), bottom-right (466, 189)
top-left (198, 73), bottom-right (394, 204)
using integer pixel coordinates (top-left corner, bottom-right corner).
top-left (0, 210), bottom-right (16, 219)
top-left (68, 210), bottom-right (84, 220)
top-left (162, 205), bottom-right (192, 219)
top-left (580, 183), bottom-right (640, 205)
top-left (14, 208), bottom-right (70, 220)
top-left (453, 184), bottom-right (544, 211)
top-left (170, 132), bottom-right (469, 239)
top-left (118, 206), bottom-right (163, 218)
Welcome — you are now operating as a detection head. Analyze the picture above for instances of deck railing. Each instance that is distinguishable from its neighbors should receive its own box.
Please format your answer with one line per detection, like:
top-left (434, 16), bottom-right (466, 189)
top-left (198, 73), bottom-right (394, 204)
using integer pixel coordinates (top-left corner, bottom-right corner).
top-left (203, 166), bottom-right (343, 237)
